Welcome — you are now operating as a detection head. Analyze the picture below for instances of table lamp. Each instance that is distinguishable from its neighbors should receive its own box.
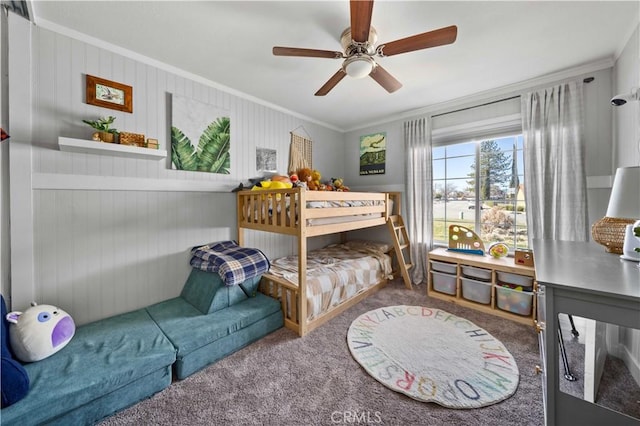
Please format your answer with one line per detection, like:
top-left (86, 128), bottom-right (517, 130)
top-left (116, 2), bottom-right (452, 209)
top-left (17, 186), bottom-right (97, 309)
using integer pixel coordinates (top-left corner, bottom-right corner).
top-left (591, 166), bottom-right (640, 253)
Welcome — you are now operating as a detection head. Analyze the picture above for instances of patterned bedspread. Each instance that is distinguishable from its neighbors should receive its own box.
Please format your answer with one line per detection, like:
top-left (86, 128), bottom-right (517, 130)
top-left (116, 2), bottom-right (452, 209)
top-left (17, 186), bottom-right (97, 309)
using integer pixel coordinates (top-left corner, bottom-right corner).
top-left (268, 242), bottom-right (393, 320)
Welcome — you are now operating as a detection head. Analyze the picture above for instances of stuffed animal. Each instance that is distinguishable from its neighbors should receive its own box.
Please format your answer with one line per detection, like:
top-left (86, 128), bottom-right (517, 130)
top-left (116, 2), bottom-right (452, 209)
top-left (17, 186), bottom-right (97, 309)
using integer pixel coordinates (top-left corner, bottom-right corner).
top-left (310, 170), bottom-right (322, 191)
top-left (6, 303), bottom-right (75, 363)
top-left (331, 177), bottom-right (350, 192)
top-left (296, 168), bottom-right (313, 190)
top-left (270, 175), bottom-right (292, 185)
top-left (1, 295), bottom-right (29, 407)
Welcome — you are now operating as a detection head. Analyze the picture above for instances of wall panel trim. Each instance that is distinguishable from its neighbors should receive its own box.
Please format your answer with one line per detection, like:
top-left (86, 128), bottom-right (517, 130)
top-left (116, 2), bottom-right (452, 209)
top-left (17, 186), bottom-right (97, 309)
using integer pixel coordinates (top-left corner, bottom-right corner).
top-left (33, 173), bottom-right (236, 192)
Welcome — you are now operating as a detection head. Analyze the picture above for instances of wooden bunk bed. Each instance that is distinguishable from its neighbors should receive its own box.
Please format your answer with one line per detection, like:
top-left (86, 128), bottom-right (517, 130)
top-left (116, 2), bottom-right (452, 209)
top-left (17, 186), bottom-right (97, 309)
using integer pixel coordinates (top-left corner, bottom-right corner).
top-left (236, 187), bottom-right (410, 337)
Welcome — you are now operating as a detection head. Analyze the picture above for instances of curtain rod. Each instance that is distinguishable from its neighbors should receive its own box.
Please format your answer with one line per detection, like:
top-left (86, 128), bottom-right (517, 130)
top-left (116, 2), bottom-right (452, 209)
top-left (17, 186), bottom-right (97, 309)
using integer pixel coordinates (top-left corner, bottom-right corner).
top-left (431, 95), bottom-right (521, 118)
top-left (432, 76), bottom-right (594, 119)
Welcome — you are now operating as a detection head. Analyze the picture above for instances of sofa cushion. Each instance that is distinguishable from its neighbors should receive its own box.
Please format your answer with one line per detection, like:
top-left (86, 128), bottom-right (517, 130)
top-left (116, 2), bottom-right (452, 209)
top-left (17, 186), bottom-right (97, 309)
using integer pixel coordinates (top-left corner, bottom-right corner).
top-left (181, 268), bottom-right (263, 314)
top-left (1, 308), bottom-right (176, 425)
top-left (146, 293), bottom-right (281, 357)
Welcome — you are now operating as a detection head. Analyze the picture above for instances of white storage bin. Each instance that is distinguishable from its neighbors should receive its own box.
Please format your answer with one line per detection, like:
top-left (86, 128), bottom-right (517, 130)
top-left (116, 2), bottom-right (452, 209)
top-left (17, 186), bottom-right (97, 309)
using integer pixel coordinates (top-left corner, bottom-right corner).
top-left (496, 285), bottom-right (533, 316)
top-left (461, 265), bottom-right (492, 281)
top-left (431, 271), bottom-right (457, 295)
top-left (431, 260), bottom-right (457, 274)
top-left (461, 277), bottom-right (492, 305)
top-left (496, 271), bottom-right (533, 288)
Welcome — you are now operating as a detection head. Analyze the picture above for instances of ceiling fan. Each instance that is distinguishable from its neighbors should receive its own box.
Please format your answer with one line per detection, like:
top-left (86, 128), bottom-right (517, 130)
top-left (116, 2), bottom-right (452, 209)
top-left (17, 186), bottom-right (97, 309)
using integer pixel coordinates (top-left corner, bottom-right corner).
top-left (272, 0), bottom-right (457, 96)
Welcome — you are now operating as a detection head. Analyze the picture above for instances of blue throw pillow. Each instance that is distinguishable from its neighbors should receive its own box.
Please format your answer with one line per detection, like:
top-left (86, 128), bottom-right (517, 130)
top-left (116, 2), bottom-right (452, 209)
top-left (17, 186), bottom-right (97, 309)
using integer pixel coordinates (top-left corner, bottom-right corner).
top-left (1, 295), bottom-right (30, 408)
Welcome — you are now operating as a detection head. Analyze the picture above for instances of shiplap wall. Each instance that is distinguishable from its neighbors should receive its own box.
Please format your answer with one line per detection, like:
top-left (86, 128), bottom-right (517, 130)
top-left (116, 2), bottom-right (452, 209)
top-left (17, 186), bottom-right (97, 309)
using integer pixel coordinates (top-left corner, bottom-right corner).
top-left (9, 18), bottom-right (344, 324)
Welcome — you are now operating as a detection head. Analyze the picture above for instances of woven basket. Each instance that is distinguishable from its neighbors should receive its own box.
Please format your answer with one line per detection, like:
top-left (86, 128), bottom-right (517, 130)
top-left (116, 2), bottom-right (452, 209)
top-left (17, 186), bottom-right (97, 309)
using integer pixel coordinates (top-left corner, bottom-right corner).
top-left (119, 132), bottom-right (145, 147)
top-left (591, 216), bottom-right (635, 254)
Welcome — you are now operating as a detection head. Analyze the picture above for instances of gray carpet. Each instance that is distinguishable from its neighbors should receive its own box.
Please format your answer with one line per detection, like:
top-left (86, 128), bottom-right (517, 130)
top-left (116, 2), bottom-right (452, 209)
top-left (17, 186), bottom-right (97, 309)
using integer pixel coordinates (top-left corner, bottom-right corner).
top-left (100, 279), bottom-right (545, 425)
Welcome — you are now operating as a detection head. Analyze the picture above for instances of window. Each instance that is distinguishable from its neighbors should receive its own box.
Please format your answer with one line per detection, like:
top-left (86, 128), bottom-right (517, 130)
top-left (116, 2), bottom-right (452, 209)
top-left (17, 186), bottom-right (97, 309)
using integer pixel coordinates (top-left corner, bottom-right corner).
top-left (432, 135), bottom-right (527, 250)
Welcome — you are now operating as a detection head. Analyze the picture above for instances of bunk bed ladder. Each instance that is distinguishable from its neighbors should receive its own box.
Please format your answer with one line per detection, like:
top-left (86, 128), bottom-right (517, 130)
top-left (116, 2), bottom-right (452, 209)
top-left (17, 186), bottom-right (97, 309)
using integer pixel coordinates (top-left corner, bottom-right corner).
top-left (387, 214), bottom-right (413, 289)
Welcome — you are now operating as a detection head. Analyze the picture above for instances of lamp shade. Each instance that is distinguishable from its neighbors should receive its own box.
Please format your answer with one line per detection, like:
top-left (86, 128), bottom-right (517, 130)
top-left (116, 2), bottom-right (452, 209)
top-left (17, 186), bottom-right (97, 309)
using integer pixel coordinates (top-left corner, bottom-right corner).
top-left (343, 56), bottom-right (374, 79)
top-left (592, 166), bottom-right (640, 253)
top-left (606, 166), bottom-right (640, 218)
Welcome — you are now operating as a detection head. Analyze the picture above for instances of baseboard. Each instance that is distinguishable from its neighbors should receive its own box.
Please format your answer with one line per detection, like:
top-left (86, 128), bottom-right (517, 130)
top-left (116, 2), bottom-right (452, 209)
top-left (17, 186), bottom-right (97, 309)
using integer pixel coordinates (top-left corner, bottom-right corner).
top-left (619, 342), bottom-right (640, 388)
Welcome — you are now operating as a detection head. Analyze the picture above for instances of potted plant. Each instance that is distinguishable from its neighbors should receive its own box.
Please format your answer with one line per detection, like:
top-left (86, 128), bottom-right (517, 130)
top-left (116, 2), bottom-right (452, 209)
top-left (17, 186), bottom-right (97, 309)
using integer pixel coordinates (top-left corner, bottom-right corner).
top-left (82, 116), bottom-right (118, 143)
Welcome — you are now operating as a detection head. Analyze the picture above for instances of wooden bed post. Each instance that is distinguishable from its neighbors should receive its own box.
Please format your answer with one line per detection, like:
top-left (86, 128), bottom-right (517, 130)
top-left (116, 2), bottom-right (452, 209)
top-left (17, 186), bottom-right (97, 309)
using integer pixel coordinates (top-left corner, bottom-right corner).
top-left (237, 192), bottom-right (245, 246)
top-left (297, 188), bottom-right (308, 336)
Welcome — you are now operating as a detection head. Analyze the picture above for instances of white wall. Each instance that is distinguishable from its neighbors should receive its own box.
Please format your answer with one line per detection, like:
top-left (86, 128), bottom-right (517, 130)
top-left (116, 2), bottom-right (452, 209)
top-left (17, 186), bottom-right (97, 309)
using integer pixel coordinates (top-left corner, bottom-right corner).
top-left (7, 16), bottom-right (344, 323)
top-left (611, 23), bottom-right (640, 388)
top-left (613, 25), bottom-right (640, 168)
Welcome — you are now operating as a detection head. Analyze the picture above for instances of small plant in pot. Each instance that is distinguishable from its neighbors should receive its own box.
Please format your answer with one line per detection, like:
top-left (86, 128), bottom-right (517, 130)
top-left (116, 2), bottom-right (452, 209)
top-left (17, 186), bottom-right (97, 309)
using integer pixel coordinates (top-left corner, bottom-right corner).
top-left (82, 116), bottom-right (118, 143)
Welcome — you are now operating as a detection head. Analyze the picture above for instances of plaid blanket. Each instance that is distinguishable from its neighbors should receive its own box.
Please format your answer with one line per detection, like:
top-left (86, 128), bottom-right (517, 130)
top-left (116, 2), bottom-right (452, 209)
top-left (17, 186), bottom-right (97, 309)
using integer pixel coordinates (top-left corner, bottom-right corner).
top-left (190, 241), bottom-right (270, 287)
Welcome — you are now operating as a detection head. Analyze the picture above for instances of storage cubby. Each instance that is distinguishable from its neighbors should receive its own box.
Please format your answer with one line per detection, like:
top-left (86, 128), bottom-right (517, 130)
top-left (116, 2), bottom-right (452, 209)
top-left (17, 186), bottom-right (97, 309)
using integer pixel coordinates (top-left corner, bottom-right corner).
top-left (427, 247), bottom-right (537, 326)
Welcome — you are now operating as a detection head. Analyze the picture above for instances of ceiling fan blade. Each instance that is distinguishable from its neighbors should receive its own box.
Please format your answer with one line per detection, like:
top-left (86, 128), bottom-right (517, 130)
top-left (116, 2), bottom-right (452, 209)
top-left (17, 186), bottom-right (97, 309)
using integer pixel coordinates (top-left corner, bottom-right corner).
top-left (350, 0), bottom-right (374, 43)
top-left (273, 47), bottom-right (343, 59)
top-left (370, 64), bottom-right (402, 93)
top-left (379, 25), bottom-right (458, 57)
top-left (315, 70), bottom-right (347, 96)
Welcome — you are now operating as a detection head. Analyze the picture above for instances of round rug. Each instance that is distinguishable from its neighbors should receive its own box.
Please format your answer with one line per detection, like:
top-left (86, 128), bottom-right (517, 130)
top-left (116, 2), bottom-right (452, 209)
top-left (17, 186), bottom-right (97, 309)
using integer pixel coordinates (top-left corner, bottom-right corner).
top-left (347, 305), bottom-right (519, 408)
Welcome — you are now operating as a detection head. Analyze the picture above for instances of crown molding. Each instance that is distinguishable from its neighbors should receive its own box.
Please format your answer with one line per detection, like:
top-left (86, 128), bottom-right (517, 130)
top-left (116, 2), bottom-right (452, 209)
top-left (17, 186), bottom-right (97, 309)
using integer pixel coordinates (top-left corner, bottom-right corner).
top-left (32, 18), bottom-right (343, 133)
top-left (345, 57), bottom-right (615, 133)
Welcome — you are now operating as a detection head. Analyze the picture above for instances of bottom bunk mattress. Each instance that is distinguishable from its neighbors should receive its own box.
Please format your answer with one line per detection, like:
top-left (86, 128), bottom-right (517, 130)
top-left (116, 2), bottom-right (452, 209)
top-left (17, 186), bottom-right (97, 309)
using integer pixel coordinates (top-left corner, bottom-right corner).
top-left (267, 241), bottom-right (393, 321)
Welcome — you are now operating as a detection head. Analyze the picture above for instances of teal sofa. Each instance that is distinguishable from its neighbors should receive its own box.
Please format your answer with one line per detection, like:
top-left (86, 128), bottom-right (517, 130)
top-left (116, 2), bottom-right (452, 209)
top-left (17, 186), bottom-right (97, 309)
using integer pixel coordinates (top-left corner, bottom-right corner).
top-left (1, 269), bottom-right (282, 425)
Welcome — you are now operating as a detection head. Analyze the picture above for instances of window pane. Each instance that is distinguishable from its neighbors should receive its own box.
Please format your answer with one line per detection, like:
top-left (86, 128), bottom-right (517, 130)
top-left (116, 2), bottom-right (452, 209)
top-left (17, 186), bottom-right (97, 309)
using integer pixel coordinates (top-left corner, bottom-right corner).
top-left (433, 146), bottom-right (446, 160)
top-left (445, 141), bottom-right (475, 157)
top-left (446, 156), bottom-right (474, 180)
top-left (431, 134), bottom-right (528, 250)
top-left (433, 159), bottom-right (445, 180)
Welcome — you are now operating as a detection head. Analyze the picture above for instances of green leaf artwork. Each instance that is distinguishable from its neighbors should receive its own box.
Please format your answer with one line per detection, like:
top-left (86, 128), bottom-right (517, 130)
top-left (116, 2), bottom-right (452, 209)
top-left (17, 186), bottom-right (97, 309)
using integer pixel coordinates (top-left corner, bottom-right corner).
top-left (196, 117), bottom-right (230, 173)
top-left (170, 95), bottom-right (231, 175)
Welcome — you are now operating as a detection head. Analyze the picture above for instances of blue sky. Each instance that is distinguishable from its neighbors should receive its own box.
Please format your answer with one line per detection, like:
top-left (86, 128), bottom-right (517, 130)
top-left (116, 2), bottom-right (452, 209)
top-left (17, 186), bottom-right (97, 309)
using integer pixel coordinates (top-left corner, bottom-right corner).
top-left (433, 135), bottom-right (524, 192)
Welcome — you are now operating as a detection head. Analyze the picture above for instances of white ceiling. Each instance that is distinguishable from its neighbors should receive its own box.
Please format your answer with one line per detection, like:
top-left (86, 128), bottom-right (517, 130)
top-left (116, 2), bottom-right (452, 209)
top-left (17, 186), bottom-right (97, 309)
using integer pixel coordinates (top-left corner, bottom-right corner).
top-left (32, 1), bottom-right (639, 131)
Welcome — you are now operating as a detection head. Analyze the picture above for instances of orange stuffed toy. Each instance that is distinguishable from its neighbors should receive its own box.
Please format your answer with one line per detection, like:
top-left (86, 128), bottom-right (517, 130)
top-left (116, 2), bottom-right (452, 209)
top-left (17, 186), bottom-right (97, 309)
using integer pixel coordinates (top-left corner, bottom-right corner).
top-left (310, 170), bottom-right (321, 191)
top-left (296, 168), bottom-right (313, 189)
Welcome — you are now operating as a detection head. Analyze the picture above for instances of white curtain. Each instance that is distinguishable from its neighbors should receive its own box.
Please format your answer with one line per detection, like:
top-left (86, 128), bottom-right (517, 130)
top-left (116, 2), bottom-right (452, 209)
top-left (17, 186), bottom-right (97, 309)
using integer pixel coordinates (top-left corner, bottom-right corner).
top-left (521, 80), bottom-right (589, 242)
top-left (404, 117), bottom-right (433, 285)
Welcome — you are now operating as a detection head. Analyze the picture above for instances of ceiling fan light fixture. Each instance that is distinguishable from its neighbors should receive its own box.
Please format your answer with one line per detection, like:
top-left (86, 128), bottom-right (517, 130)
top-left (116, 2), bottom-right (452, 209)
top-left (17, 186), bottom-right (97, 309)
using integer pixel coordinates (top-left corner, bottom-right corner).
top-left (343, 55), bottom-right (375, 79)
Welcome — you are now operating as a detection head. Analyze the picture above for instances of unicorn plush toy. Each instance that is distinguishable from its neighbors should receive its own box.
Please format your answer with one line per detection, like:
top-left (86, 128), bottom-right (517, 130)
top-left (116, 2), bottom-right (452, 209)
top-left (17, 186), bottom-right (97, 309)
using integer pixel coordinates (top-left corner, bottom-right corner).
top-left (6, 303), bottom-right (75, 362)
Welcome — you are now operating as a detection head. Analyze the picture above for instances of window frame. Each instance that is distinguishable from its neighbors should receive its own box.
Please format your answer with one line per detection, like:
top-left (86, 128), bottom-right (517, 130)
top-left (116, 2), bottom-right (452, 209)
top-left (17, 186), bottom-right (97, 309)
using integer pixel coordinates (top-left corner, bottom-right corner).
top-left (431, 127), bottom-right (526, 252)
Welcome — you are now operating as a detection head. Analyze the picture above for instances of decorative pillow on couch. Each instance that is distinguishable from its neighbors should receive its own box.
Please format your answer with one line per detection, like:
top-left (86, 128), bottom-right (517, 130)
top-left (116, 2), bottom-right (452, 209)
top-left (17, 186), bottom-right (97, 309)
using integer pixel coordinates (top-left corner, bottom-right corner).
top-left (6, 303), bottom-right (76, 363)
top-left (1, 295), bottom-right (30, 408)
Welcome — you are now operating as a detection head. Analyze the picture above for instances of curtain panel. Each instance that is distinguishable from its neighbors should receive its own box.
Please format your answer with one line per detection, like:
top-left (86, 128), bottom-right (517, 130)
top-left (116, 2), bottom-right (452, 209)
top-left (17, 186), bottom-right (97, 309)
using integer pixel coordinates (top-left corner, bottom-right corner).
top-left (404, 117), bottom-right (433, 285)
top-left (521, 80), bottom-right (589, 242)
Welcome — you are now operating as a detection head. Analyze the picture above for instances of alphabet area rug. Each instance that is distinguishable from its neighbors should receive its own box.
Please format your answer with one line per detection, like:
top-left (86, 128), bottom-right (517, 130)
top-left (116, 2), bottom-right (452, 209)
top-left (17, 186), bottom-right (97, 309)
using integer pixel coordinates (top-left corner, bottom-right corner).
top-left (347, 306), bottom-right (519, 408)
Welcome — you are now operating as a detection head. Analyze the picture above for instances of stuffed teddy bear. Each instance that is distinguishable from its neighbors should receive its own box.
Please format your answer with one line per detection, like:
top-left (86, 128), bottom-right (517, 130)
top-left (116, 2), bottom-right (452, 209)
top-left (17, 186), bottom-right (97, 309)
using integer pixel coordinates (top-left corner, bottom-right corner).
top-left (296, 168), bottom-right (313, 189)
top-left (6, 303), bottom-right (76, 363)
top-left (310, 170), bottom-right (322, 191)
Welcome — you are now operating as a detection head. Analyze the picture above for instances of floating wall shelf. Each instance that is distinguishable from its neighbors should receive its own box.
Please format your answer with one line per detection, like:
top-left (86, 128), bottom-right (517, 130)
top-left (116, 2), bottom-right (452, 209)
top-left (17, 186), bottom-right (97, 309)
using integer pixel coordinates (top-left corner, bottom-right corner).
top-left (58, 137), bottom-right (167, 160)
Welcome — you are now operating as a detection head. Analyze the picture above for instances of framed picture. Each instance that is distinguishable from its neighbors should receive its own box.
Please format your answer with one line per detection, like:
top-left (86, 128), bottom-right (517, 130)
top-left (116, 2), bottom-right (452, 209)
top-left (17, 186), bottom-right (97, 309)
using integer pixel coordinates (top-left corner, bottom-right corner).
top-left (256, 148), bottom-right (277, 172)
top-left (85, 74), bottom-right (133, 113)
top-left (359, 132), bottom-right (386, 175)
top-left (171, 94), bottom-right (231, 174)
